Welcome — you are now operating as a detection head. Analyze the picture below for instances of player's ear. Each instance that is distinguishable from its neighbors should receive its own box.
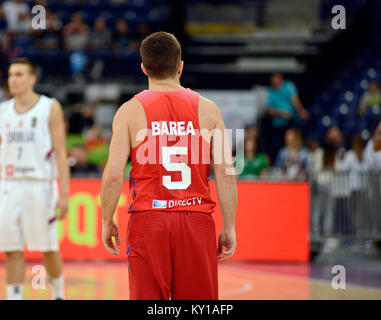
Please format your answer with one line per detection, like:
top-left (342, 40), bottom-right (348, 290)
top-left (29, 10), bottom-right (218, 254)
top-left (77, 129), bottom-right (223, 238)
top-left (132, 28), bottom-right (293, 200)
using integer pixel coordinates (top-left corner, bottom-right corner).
top-left (177, 60), bottom-right (184, 77)
top-left (30, 74), bottom-right (37, 88)
top-left (141, 63), bottom-right (148, 76)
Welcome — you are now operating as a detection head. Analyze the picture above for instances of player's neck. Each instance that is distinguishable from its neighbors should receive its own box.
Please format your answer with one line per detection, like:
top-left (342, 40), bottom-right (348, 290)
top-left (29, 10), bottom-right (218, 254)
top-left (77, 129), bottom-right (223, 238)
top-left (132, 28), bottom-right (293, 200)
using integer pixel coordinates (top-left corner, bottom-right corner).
top-left (148, 77), bottom-right (184, 92)
top-left (14, 90), bottom-right (40, 108)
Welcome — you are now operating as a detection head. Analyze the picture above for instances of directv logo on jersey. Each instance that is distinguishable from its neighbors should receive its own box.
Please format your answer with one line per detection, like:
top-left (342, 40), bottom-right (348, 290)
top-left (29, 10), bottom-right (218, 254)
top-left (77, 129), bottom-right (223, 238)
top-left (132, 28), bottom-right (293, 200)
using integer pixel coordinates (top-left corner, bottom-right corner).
top-left (152, 200), bottom-right (167, 209)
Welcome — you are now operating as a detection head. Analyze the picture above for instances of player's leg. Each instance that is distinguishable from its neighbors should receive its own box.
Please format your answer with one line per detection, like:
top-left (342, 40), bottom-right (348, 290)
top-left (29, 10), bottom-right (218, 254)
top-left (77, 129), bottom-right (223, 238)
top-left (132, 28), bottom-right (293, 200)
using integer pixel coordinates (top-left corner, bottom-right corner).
top-left (0, 181), bottom-right (25, 300)
top-left (43, 251), bottom-right (64, 300)
top-left (5, 251), bottom-right (25, 300)
top-left (127, 211), bottom-right (172, 300)
top-left (171, 212), bottom-right (218, 300)
top-left (22, 180), bottom-right (64, 300)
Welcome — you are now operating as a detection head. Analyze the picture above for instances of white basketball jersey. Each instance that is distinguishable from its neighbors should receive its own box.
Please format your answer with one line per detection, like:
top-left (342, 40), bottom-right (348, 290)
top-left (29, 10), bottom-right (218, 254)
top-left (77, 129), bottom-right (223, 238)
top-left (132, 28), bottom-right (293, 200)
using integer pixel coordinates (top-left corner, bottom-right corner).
top-left (0, 95), bottom-right (57, 180)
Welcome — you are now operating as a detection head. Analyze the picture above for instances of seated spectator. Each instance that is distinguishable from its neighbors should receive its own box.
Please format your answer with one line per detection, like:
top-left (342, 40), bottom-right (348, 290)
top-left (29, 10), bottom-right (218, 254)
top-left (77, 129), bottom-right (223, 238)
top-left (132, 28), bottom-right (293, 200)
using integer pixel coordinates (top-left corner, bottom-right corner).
top-left (136, 23), bottom-right (151, 41)
top-left (2, 0), bottom-right (30, 33)
top-left (128, 38), bottom-right (140, 52)
top-left (89, 17), bottom-right (111, 50)
top-left (112, 19), bottom-right (131, 52)
top-left (67, 105), bottom-right (96, 136)
top-left (0, 33), bottom-right (20, 64)
top-left (63, 12), bottom-right (89, 50)
top-left (0, 69), bottom-right (9, 102)
top-left (68, 145), bottom-right (102, 177)
top-left (236, 130), bottom-right (269, 178)
top-left (46, 9), bottom-right (62, 30)
top-left (265, 73), bottom-right (309, 161)
top-left (0, 9), bottom-right (7, 33)
top-left (275, 127), bottom-right (310, 179)
top-left (35, 11), bottom-right (62, 49)
top-left (358, 81), bottom-right (381, 115)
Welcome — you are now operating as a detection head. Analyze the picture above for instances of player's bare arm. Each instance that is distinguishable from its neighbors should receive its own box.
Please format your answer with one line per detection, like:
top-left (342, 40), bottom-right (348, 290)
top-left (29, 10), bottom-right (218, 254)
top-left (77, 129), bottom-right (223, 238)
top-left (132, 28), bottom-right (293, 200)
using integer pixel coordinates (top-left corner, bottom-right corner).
top-left (49, 100), bottom-right (70, 220)
top-left (101, 100), bottom-right (133, 256)
top-left (201, 97), bottom-right (238, 260)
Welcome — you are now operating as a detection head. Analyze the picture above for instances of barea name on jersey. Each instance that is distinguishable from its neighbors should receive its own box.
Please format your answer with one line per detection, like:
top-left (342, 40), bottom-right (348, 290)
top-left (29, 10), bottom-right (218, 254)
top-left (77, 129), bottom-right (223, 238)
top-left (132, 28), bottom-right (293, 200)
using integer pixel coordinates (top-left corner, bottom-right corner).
top-left (152, 121), bottom-right (195, 136)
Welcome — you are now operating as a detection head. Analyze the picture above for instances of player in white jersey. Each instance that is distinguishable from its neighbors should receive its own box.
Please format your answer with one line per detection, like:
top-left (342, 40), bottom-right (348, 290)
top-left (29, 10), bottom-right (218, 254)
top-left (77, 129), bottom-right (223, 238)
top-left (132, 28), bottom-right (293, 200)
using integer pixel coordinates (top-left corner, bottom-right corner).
top-left (0, 58), bottom-right (70, 300)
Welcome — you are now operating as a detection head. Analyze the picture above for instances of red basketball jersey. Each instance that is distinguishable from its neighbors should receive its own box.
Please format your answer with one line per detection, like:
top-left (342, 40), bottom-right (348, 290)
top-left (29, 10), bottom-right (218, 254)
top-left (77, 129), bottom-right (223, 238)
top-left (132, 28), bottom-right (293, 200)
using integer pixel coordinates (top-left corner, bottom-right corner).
top-left (128, 88), bottom-right (216, 213)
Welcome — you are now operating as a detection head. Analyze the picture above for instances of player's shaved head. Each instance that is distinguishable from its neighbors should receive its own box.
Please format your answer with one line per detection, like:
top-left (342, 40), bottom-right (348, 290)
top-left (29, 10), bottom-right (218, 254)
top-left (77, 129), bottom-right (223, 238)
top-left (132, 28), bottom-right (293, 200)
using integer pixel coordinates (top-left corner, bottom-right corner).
top-left (140, 31), bottom-right (182, 79)
top-left (9, 57), bottom-right (37, 75)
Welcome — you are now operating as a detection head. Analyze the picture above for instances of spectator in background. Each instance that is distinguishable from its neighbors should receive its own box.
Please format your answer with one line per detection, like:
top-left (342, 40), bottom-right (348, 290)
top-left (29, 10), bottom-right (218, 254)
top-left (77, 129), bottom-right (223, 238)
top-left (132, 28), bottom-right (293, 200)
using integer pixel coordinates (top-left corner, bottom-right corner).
top-left (265, 73), bottom-right (309, 161)
top-left (342, 135), bottom-right (368, 173)
top-left (0, 27), bottom-right (10, 74)
top-left (0, 34), bottom-right (20, 71)
top-left (236, 129), bottom-right (269, 178)
top-left (364, 119), bottom-right (381, 171)
top-left (67, 105), bottom-right (96, 137)
top-left (2, 0), bottom-right (30, 33)
top-left (68, 145), bottom-right (102, 177)
top-left (305, 137), bottom-right (321, 172)
top-left (358, 81), bottom-right (381, 115)
top-left (312, 126), bottom-right (345, 173)
top-left (112, 19), bottom-right (131, 52)
top-left (326, 125), bottom-right (345, 160)
top-left (311, 128), bottom-right (346, 252)
top-left (81, 105), bottom-right (100, 138)
top-left (89, 17), bottom-right (111, 51)
top-left (0, 69), bottom-right (9, 102)
top-left (363, 119), bottom-right (381, 253)
top-left (341, 135), bottom-right (369, 243)
top-left (128, 38), bottom-right (140, 52)
top-left (63, 12), bottom-right (89, 50)
top-left (137, 23), bottom-right (151, 41)
top-left (35, 10), bottom-right (62, 49)
top-left (275, 127), bottom-right (310, 180)
top-left (66, 105), bottom-right (108, 177)
top-left (0, 10), bottom-right (8, 35)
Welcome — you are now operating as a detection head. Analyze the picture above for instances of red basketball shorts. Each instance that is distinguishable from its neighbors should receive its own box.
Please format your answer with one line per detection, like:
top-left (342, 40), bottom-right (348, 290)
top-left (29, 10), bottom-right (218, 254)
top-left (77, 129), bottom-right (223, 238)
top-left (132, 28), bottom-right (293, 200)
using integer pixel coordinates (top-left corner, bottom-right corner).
top-left (126, 211), bottom-right (218, 300)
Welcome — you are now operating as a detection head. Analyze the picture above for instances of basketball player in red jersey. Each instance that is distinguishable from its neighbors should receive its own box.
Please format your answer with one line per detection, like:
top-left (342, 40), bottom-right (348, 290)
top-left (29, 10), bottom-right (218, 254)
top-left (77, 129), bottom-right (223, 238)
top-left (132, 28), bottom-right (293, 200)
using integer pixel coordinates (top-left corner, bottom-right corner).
top-left (101, 32), bottom-right (237, 300)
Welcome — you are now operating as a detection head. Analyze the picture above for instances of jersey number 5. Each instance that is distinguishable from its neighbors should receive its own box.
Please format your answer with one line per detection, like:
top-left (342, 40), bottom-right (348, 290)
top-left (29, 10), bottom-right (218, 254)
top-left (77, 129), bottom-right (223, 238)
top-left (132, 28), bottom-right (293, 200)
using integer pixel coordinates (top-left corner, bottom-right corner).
top-left (162, 146), bottom-right (191, 190)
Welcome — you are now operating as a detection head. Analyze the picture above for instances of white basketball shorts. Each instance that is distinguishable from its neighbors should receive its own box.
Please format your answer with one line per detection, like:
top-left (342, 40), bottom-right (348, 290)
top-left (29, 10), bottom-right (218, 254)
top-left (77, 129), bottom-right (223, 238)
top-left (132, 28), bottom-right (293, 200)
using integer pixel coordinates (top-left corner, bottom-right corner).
top-left (0, 179), bottom-right (59, 252)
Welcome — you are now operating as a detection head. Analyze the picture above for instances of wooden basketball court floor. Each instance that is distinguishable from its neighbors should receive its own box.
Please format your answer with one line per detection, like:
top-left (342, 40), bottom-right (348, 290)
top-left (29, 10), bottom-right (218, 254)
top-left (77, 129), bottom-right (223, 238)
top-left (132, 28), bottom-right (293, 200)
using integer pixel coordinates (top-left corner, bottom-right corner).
top-left (1, 261), bottom-right (381, 300)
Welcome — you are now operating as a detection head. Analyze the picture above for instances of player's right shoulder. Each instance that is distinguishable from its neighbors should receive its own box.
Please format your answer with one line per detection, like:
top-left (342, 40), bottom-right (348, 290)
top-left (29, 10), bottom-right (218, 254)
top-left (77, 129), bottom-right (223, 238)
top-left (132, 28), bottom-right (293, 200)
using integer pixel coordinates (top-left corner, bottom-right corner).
top-left (199, 95), bottom-right (223, 120)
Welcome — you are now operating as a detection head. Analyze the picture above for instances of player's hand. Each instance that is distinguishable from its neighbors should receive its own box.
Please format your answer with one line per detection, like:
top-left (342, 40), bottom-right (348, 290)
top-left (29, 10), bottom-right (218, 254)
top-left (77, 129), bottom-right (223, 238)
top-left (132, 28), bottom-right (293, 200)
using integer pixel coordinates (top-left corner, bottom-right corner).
top-left (56, 194), bottom-right (69, 220)
top-left (218, 228), bottom-right (236, 260)
top-left (102, 221), bottom-right (120, 256)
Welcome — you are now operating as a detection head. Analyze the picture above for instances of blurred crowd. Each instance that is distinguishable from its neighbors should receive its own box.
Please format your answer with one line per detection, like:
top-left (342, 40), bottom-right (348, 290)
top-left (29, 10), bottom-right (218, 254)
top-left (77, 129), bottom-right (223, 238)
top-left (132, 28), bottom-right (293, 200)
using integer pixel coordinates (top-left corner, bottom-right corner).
top-left (240, 123), bottom-right (381, 180)
top-left (0, 0), bottom-right (152, 76)
top-left (238, 73), bottom-right (381, 181)
top-left (1, 0), bottom-right (380, 182)
top-left (65, 104), bottom-right (113, 178)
